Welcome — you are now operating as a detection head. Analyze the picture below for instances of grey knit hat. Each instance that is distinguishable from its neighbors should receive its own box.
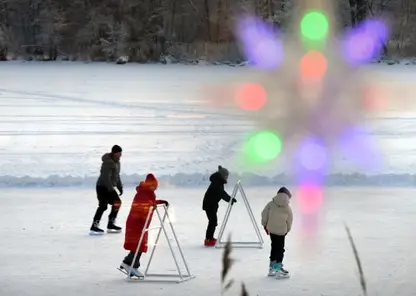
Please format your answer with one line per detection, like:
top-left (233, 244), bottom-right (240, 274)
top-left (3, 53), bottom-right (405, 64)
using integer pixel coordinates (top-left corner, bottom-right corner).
top-left (218, 165), bottom-right (229, 179)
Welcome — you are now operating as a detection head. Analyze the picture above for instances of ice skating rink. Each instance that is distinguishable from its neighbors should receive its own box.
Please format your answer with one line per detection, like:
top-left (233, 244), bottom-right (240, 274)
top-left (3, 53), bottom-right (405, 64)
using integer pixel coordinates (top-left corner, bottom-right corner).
top-left (1, 187), bottom-right (415, 296)
top-left (1, 62), bottom-right (416, 295)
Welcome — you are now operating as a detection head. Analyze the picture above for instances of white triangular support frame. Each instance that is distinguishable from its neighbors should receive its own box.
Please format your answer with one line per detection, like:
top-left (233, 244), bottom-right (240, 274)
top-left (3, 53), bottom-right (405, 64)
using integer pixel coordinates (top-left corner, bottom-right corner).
top-left (118, 204), bottom-right (196, 283)
top-left (215, 180), bottom-right (264, 248)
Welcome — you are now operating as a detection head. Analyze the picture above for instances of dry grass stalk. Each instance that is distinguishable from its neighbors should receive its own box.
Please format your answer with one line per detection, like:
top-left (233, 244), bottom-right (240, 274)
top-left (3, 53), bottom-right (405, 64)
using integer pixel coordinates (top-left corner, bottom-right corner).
top-left (221, 234), bottom-right (235, 294)
top-left (240, 283), bottom-right (249, 296)
top-left (220, 234), bottom-right (251, 296)
top-left (345, 223), bottom-right (367, 296)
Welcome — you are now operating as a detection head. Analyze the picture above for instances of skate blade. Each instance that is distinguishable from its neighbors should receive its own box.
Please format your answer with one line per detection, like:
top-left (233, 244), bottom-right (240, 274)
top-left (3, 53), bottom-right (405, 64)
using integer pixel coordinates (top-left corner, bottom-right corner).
top-left (89, 231), bottom-right (105, 236)
top-left (107, 229), bottom-right (122, 233)
top-left (275, 274), bottom-right (290, 279)
top-left (117, 268), bottom-right (144, 279)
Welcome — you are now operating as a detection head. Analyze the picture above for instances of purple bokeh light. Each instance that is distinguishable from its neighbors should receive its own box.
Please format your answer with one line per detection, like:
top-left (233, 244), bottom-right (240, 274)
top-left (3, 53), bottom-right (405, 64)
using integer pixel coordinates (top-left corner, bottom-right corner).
top-left (342, 19), bottom-right (389, 65)
top-left (236, 16), bottom-right (284, 69)
top-left (338, 126), bottom-right (381, 170)
top-left (297, 137), bottom-right (328, 171)
top-left (295, 137), bottom-right (328, 186)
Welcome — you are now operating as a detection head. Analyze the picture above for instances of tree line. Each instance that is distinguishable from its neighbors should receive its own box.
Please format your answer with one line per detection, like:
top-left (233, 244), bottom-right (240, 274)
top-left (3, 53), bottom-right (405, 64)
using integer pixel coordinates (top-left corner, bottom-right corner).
top-left (0, 0), bottom-right (414, 63)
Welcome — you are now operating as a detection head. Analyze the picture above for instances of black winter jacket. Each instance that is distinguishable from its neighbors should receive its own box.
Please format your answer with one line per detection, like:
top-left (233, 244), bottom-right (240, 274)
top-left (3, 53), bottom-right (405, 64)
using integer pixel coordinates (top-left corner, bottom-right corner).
top-left (202, 172), bottom-right (232, 211)
top-left (96, 153), bottom-right (123, 192)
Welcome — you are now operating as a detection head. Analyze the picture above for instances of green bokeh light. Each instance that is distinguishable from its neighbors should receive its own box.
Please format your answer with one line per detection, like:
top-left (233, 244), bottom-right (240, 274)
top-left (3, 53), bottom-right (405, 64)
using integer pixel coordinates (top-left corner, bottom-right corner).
top-left (246, 130), bottom-right (282, 162)
top-left (300, 11), bottom-right (329, 41)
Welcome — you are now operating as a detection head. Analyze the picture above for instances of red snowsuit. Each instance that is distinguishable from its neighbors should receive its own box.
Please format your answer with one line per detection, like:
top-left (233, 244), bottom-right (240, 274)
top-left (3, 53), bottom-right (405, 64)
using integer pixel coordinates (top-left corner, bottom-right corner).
top-left (123, 180), bottom-right (166, 253)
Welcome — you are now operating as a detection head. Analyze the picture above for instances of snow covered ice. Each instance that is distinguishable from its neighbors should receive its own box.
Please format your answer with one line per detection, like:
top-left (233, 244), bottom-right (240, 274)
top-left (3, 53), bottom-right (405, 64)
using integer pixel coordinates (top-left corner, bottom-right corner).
top-left (2, 187), bottom-right (416, 295)
top-left (1, 62), bottom-right (416, 296)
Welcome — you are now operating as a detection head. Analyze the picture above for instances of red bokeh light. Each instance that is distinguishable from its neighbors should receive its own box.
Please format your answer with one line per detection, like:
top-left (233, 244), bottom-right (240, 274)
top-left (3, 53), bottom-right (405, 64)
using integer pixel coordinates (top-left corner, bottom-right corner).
top-left (235, 83), bottom-right (267, 110)
top-left (363, 85), bottom-right (386, 111)
top-left (299, 51), bottom-right (327, 82)
top-left (295, 183), bottom-right (324, 214)
top-left (300, 214), bottom-right (319, 235)
top-left (202, 84), bottom-right (234, 108)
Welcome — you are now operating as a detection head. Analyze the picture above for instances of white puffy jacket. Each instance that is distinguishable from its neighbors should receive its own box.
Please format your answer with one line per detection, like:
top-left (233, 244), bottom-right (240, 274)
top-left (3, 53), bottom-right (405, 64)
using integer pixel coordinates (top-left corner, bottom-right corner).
top-left (261, 192), bottom-right (293, 235)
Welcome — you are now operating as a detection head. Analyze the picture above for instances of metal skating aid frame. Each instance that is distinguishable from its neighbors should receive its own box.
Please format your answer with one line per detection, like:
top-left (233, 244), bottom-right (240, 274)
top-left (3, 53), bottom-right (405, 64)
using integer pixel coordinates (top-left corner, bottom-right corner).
top-left (119, 204), bottom-right (195, 283)
top-left (216, 180), bottom-right (264, 249)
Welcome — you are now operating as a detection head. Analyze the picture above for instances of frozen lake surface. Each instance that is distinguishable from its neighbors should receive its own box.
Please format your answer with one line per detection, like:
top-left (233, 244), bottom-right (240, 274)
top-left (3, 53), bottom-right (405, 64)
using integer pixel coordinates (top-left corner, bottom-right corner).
top-left (1, 187), bottom-right (416, 296)
top-left (1, 62), bottom-right (416, 187)
top-left (1, 62), bottom-right (416, 296)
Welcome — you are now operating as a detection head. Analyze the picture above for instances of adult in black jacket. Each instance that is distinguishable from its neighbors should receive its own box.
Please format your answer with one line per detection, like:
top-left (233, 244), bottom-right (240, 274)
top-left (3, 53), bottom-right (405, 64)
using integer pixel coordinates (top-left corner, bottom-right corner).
top-left (90, 145), bottom-right (124, 235)
top-left (202, 165), bottom-right (236, 246)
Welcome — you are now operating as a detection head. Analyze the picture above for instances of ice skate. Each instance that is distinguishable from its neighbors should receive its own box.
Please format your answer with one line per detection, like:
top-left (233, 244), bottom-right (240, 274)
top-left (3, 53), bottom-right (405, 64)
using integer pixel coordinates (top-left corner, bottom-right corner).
top-left (268, 261), bottom-right (287, 276)
top-left (119, 262), bottom-right (144, 279)
top-left (268, 261), bottom-right (277, 276)
top-left (268, 268), bottom-right (277, 276)
top-left (280, 264), bottom-right (289, 274)
top-left (275, 269), bottom-right (290, 279)
top-left (204, 238), bottom-right (217, 247)
top-left (272, 262), bottom-right (290, 279)
top-left (269, 262), bottom-right (290, 279)
top-left (89, 221), bottom-right (104, 235)
top-left (107, 219), bottom-right (122, 233)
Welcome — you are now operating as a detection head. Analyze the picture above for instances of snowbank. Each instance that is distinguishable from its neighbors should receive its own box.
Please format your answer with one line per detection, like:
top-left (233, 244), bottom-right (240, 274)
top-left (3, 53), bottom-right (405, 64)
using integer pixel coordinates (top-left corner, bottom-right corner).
top-left (0, 172), bottom-right (415, 188)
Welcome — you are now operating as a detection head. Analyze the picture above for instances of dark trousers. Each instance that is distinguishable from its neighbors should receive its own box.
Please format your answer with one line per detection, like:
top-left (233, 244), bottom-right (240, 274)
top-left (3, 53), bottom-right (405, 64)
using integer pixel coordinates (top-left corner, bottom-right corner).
top-left (270, 233), bottom-right (286, 263)
top-left (205, 209), bottom-right (218, 240)
top-left (123, 251), bottom-right (142, 268)
top-left (92, 185), bottom-right (122, 223)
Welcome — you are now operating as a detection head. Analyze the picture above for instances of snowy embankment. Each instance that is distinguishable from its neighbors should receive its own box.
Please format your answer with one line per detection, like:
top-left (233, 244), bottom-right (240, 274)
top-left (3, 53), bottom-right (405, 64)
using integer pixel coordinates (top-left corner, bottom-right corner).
top-left (1, 172), bottom-right (416, 188)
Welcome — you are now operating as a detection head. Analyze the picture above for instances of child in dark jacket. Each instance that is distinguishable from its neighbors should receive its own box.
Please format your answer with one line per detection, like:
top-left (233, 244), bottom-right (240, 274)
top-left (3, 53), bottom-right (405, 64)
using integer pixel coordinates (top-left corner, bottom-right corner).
top-left (202, 165), bottom-right (237, 247)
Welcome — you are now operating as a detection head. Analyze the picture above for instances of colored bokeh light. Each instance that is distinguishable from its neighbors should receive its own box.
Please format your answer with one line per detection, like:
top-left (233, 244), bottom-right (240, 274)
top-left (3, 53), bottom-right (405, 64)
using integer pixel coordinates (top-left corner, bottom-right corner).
top-left (343, 19), bottom-right (388, 64)
top-left (297, 137), bottom-right (328, 171)
top-left (338, 126), bottom-right (380, 170)
top-left (364, 19), bottom-right (389, 40)
top-left (344, 33), bottom-right (376, 64)
top-left (300, 11), bottom-right (329, 41)
top-left (245, 130), bottom-right (282, 162)
top-left (227, 13), bottom-right (387, 191)
top-left (236, 16), bottom-right (284, 69)
top-left (296, 183), bottom-right (324, 214)
top-left (300, 214), bottom-right (319, 235)
top-left (363, 85), bottom-right (386, 111)
top-left (235, 83), bottom-right (267, 110)
top-left (300, 51), bottom-right (327, 82)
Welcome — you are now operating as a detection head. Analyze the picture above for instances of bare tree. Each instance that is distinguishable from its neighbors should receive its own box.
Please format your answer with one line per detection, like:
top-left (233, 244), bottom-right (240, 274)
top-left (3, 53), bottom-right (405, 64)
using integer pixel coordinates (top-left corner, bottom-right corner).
top-left (0, 0), bottom-right (414, 61)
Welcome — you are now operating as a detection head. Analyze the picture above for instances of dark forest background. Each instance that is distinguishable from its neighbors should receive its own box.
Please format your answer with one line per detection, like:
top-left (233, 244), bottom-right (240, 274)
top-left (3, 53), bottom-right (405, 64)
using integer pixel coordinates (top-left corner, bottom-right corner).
top-left (0, 0), bottom-right (414, 63)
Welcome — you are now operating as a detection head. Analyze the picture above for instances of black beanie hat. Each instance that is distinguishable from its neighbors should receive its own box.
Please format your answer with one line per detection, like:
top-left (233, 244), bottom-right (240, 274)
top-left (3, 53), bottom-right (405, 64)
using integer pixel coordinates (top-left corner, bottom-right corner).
top-left (111, 145), bottom-right (122, 153)
top-left (278, 186), bottom-right (291, 198)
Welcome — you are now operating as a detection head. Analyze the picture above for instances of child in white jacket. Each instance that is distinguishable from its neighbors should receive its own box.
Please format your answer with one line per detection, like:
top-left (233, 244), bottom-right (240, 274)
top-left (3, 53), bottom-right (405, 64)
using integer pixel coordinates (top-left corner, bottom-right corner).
top-left (261, 187), bottom-right (293, 278)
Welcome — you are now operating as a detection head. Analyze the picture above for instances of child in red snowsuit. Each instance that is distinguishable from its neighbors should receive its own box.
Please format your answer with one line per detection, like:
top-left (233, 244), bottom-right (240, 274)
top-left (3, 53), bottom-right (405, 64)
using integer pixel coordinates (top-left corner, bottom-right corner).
top-left (120, 174), bottom-right (169, 277)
